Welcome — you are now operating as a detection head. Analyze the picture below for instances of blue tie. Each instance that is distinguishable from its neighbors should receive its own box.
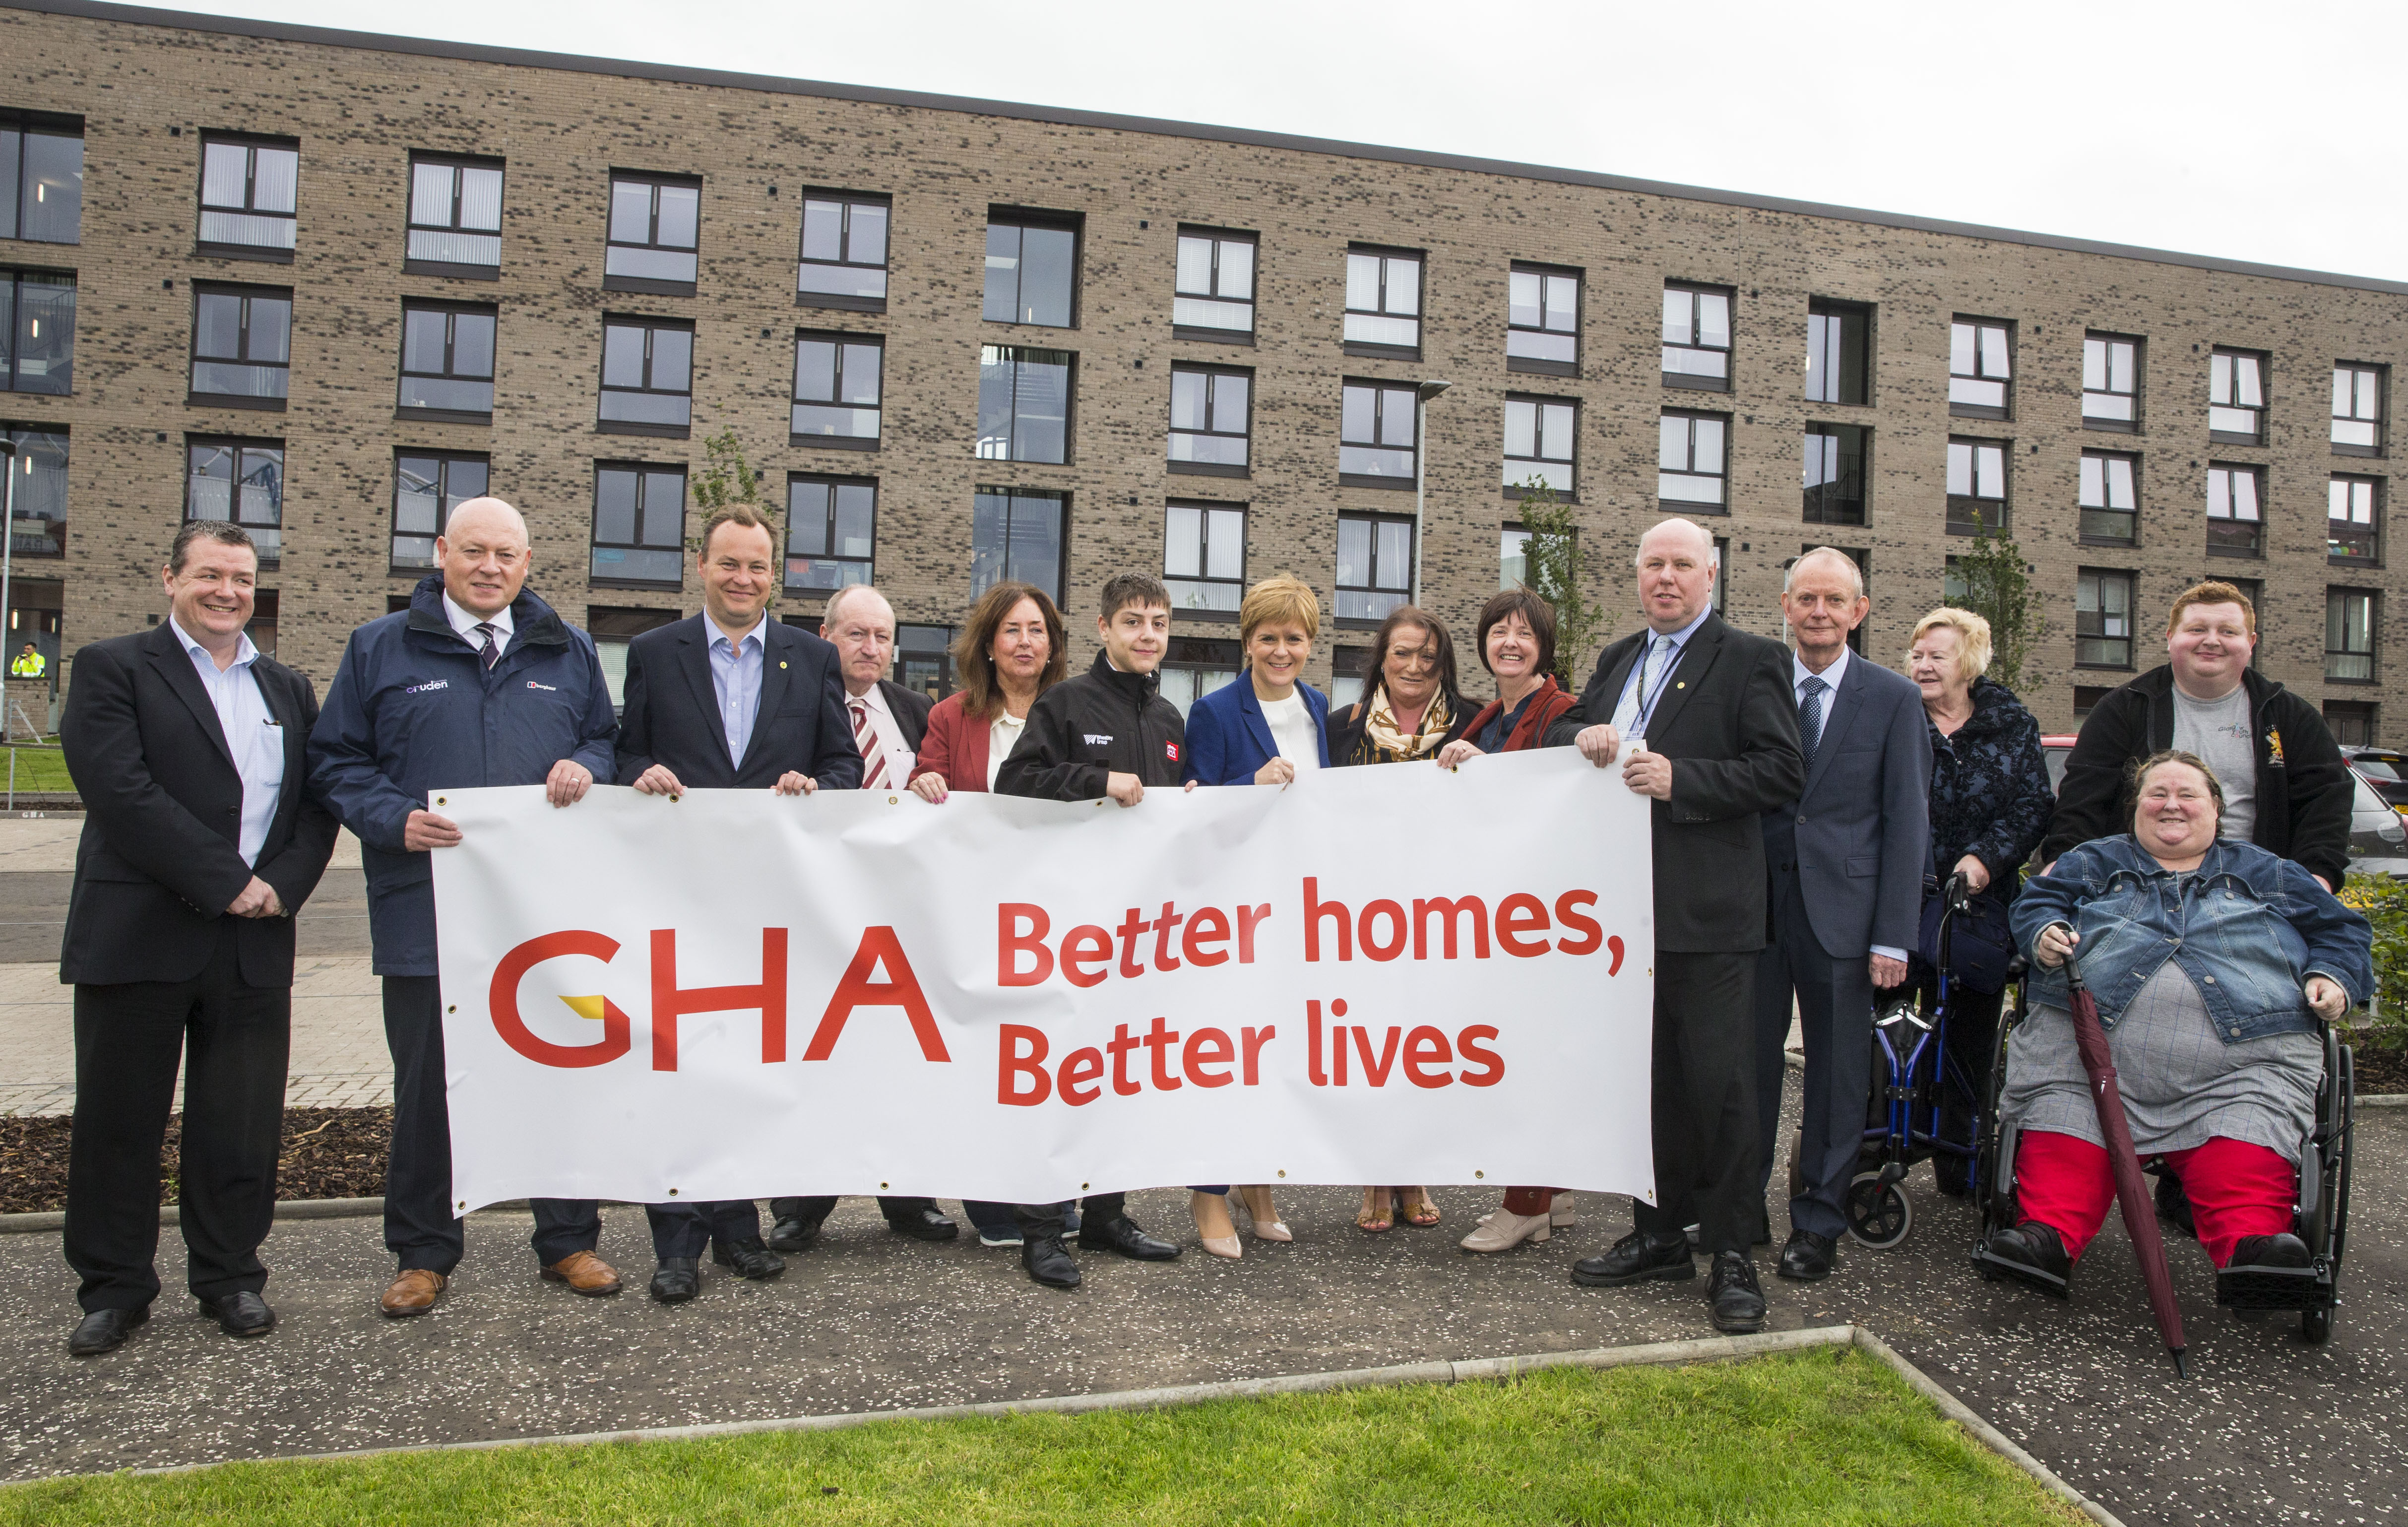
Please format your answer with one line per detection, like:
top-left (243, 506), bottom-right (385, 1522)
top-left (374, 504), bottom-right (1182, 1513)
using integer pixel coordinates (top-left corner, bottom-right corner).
top-left (1799, 674), bottom-right (1828, 775)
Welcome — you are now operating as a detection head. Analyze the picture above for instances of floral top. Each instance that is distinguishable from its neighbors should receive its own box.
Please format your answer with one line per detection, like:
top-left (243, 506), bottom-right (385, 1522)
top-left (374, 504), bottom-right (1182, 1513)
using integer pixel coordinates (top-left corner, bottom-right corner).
top-left (1926, 677), bottom-right (2053, 903)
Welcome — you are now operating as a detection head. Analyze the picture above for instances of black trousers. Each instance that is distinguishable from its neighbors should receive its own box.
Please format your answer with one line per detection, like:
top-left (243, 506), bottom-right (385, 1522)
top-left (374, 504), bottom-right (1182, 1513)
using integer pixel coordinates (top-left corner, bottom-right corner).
top-left (644, 1199), bottom-right (762, 1260)
top-left (64, 923), bottom-right (287, 1313)
top-left (1752, 872), bottom-right (1877, 1241)
top-left (769, 1194), bottom-right (938, 1227)
top-left (1631, 951), bottom-right (1759, 1257)
top-left (382, 975), bottom-right (598, 1273)
top-left (1014, 1192), bottom-right (1123, 1241)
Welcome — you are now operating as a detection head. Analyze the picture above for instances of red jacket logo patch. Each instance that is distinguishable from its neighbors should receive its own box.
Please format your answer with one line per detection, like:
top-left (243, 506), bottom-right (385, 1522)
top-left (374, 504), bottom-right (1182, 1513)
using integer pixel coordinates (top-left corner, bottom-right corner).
top-left (1165, 742), bottom-right (1181, 761)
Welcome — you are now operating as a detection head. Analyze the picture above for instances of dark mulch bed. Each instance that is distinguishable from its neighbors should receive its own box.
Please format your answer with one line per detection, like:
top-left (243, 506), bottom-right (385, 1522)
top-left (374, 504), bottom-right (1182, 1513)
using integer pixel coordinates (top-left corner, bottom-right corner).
top-left (2353, 1042), bottom-right (2408, 1094)
top-left (0, 1106), bottom-right (390, 1215)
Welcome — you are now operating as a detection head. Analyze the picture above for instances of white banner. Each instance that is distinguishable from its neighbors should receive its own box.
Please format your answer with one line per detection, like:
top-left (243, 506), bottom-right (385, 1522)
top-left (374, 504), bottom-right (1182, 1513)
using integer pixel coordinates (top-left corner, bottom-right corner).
top-left (431, 748), bottom-right (1657, 1212)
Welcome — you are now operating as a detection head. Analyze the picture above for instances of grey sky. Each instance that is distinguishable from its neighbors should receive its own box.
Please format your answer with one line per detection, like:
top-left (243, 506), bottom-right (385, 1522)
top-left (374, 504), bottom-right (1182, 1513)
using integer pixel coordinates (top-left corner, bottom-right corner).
top-left (170, 0), bottom-right (2405, 282)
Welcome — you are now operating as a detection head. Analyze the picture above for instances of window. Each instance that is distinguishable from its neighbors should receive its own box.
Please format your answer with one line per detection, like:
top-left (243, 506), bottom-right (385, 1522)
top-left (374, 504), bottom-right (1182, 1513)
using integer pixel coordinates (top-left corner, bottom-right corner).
top-left (2206, 463), bottom-right (2263, 558)
top-left (391, 451), bottom-right (489, 571)
top-left (1950, 318), bottom-right (2012, 418)
top-left (977, 345), bottom-right (1072, 463)
top-left (2328, 589), bottom-right (2377, 682)
top-left (2083, 333), bottom-right (2140, 429)
top-left (1164, 500), bottom-right (1244, 615)
top-left (397, 302), bottom-right (496, 419)
top-left (1713, 537), bottom-right (1729, 614)
top-left (1174, 228), bottom-right (1255, 339)
top-left (970, 487), bottom-right (1065, 606)
top-left (2324, 700), bottom-right (2377, 746)
top-left (895, 624), bottom-right (955, 700)
top-left (1946, 437), bottom-right (2009, 533)
top-left (1339, 381), bottom-right (1417, 487)
top-left (243, 590), bottom-right (277, 660)
top-left (1335, 513), bottom-right (1413, 623)
top-left (597, 316), bottom-right (693, 435)
top-left (189, 284), bottom-right (291, 407)
top-left (0, 114), bottom-right (81, 244)
top-left (589, 463), bottom-right (686, 585)
top-left (2330, 476), bottom-right (2380, 566)
top-left (2076, 570), bottom-right (2135, 668)
top-left (2210, 348), bottom-right (2266, 444)
top-left (2334, 365), bottom-right (2384, 455)
top-left (2073, 686), bottom-right (2113, 723)
top-left (1158, 636), bottom-right (1241, 719)
top-left (785, 474), bottom-right (876, 591)
top-left (1503, 396), bottom-right (1576, 495)
top-left (797, 191), bottom-right (889, 309)
top-left (1167, 365), bottom-right (1249, 475)
top-left (792, 332), bottom-right (882, 447)
top-left (1805, 299), bottom-right (1870, 405)
top-left (1, 426), bottom-right (65, 557)
top-left (1661, 283), bottom-right (1731, 389)
top-left (1658, 411), bottom-right (1727, 507)
top-left (197, 135), bottom-right (298, 257)
top-left (2080, 451), bottom-right (2139, 545)
top-left (1508, 263), bottom-right (1579, 373)
top-left (605, 173), bottom-right (700, 293)
top-left (1500, 524), bottom-right (1529, 590)
top-left (1801, 424), bottom-right (1865, 525)
top-left (0, 269), bottom-right (71, 394)
top-left (1344, 247), bottom-right (1421, 356)
top-left (589, 607), bottom-right (678, 709)
top-left (983, 210), bottom-right (1079, 328)
top-left (1331, 647), bottom-right (1372, 710)
top-left (406, 155), bottom-right (502, 276)
top-left (185, 438), bottom-right (284, 568)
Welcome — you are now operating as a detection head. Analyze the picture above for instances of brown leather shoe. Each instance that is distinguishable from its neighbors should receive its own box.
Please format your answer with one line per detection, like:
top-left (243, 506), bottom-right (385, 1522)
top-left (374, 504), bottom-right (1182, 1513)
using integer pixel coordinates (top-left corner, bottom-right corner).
top-left (380, 1269), bottom-right (447, 1318)
top-left (540, 1249), bottom-right (623, 1296)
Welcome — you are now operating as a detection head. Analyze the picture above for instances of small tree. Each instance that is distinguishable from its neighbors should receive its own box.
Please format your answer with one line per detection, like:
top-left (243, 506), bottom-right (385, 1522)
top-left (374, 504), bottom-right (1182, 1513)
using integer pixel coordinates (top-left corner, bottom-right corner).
top-left (1947, 510), bottom-right (2044, 693)
top-left (1512, 478), bottom-right (1604, 691)
top-left (688, 426), bottom-right (766, 549)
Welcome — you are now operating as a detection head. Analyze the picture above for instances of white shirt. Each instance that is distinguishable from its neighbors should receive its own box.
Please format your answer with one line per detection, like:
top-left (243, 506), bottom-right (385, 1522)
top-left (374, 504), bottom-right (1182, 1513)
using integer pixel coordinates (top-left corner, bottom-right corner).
top-left (986, 711), bottom-right (1026, 791)
top-left (1791, 643), bottom-right (1851, 754)
top-left (442, 591), bottom-right (513, 659)
top-left (1611, 604), bottom-right (1714, 737)
top-left (1259, 688), bottom-right (1322, 773)
top-left (848, 683), bottom-right (918, 787)
top-left (168, 615), bottom-right (285, 867)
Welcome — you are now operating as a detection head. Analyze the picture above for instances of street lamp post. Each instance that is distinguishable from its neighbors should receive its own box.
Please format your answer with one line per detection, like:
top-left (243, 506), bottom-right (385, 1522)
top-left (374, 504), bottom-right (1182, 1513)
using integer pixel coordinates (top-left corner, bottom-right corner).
top-left (1410, 379), bottom-right (1452, 608)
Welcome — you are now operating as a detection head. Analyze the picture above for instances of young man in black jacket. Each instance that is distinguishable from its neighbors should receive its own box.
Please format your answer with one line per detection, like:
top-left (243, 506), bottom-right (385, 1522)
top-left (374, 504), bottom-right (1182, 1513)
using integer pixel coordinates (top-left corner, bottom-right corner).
top-left (2039, 580), bottom-right (2352, 890)
top-left (994, 571), bottom-right (1192, 1287)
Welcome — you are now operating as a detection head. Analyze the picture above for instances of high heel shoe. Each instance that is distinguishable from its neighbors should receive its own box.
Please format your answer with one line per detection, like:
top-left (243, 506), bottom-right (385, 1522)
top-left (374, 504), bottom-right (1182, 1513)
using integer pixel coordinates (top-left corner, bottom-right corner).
top-left (1235, 1185), bottom-right (1292, 1243)
top-left (1192, 1190), bottom-right (1242, 1259)
top-left (1458, 1208), bottom-right (1551, 1253)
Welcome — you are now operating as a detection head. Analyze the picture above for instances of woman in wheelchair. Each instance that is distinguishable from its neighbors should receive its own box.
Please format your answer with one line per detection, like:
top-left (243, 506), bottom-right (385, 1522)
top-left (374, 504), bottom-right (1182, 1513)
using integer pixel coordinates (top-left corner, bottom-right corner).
top-left (1985, 751), bottom-right (2370, 1294)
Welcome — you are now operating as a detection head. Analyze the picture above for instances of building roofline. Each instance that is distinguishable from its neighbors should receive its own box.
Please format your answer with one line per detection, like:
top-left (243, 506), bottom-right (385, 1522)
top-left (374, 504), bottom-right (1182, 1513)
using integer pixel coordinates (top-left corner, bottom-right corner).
top-left (16, 0), bottom-right (2408, 299)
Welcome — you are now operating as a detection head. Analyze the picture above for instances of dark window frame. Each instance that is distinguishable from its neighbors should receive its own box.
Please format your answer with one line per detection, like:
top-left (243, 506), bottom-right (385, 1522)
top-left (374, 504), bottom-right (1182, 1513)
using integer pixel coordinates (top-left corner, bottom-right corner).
top-left (187, 281), bottom-right (292, 411)
top-left (1173, 225), bottom-right (1258, 345)
top-left (1802, 422), bottom-right (1867, 526)
top-left (389, 449), bottom-right (490, 573)
top-left (2079, 449), bottom-right (2141, 546)
top-left (2327, 587), bottom-right (2378, 684)
top-left (790, 330), bottom-right (884, 450)
top-left (1946, 435), bottom-right (2010, 535)
top-left (2075, 567), bottom-right (2137, 670)
top-left (1163, 499), bottom-right (1247, 619)
top-left (2210, 346), bottom-right (2269, 445)
top-left (2206, 461), bottom-right (2265, 559)
top-left (1167, 363), bottom-right (1252, 478)
top-left (0, 423), bottom-right (67, 558)
top-left (1334, 510), bottom-right (1416, 628)
top-left (1805, 297), bottom-right (1872, 406)
top-left (983, 206), bottom-right (1083, 331)
top-left (0, 266), bottom-right (73, 395)
top-left (395, 299), bottom-right (497, 423)
top-left (603, 170), bottom-right (702, 296)
top-left (404, 153), bottom-right (504, 280)
top-left (976, 344), bottom-right (1075, 465)
top-left (2329, 473), bottom-right (2382, 568)
top-left (184, 435), bottom-right (285, 571)
top-left (1661, 281), bottom-right (1733, 392)
top-left (2333, 362), bottom-right (2386, 458)
top-left (195, 132), bottom-right (299, 263)
top-left (1657, 408), bottom-right (1730, 512)
top-left (1342, 243), bottom-right (1423, 360)
top-left (1507, 260), bottom-right (1581, 377)
top-left (1339, 378), bottom-right (1419, 491)
top-left (1949, 316), bottom-right (2014, 420)
top-left (784, 471), bottom-right (878, 593)
top-left (2083, 331), bottom-right (2142, 433)
top-left (0, 111), bottom-right (83, 247)
top-left (969, 485), bottom-right (1068, 608)
top-left (588, 459), bottom-right (688, 589)
top-left (795, 188), bottom-right (892, 313)
top-left (596, 313), bottom-right (695, 439)
top-left (1502, 393), bottom-right (1578, 500)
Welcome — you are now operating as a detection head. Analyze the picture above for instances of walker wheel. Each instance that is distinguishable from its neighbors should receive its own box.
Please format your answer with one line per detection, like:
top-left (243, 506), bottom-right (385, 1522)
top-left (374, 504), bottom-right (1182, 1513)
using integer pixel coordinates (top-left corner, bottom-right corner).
top-left (2302, 1307), bottom-right (2333, 1346)
top-left (1844, 1171), bottom-right (1913, 1249)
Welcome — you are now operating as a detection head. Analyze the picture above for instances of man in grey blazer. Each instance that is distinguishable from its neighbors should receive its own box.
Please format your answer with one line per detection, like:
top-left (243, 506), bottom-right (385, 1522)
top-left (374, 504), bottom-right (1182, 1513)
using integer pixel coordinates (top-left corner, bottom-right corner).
top-left (1755, 547), bottom-right (1930, 1282)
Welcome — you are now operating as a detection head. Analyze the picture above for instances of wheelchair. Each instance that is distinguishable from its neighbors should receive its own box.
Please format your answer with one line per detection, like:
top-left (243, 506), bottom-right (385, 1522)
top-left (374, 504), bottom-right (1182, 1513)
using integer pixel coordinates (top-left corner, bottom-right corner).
top-left (1970, 974), bottom-right (2356, 1346)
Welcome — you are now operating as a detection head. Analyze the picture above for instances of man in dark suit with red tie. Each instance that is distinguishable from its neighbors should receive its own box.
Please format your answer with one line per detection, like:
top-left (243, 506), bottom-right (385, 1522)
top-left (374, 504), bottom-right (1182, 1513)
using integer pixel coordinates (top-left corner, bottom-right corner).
top-left (58, 521), bottom-right (339, 1355)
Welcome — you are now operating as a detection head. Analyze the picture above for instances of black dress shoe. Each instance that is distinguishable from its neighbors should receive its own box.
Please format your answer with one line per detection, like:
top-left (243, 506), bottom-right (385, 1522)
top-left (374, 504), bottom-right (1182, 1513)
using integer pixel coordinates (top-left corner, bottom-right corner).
top-left (1776, 1228), bottom-right (1837, 1282)
top-left (1975, 1221), bottom-right (2072, 1299)
top-left (2228, 1232), bottom-right (2311, 1270)
top-left (1571, 1229), bottom-right (1696, 1287)
top-left (766, 1215), bottom-right (823, 1254)
top-left (710, 1237), bottom-right (786, 1280)
top-left (649, 1258), bottom-right (701, 1303)
top-left (887, 1206), bottom-right (960, 1242)
top-left (1023, 1234), bottom-right (1082, 1289)
top-left (1708, 1251), bottom-right (1766, 1334)
top-left (68, 1305), bottom-right (147, 1357)
top-left (1078, 1214), bottom-right (1180, 1261)
top-left (201, 1290), bottom-right (275, 1337)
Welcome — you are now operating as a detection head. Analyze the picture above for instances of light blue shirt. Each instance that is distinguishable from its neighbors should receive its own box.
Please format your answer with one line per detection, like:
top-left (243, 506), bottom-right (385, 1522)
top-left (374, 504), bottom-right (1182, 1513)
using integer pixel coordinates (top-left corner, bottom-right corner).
top-left (167, 615), bottom-right (284, 866)
top-left (1612, 604), bottom-right (1714, 735)
top-left (708, 615), bottom-right (769, 765)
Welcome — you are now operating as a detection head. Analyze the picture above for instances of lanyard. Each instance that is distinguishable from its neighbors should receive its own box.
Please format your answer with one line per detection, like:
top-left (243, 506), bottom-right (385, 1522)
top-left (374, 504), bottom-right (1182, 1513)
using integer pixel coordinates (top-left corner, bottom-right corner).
top-left (1627, 635), bottom-right (1680, 735)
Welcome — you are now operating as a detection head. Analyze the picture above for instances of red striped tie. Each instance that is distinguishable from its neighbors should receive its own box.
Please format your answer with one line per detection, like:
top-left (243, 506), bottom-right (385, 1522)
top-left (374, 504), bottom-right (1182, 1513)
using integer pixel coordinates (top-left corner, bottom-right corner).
top-left (851, 698), bottom-right (888, 789)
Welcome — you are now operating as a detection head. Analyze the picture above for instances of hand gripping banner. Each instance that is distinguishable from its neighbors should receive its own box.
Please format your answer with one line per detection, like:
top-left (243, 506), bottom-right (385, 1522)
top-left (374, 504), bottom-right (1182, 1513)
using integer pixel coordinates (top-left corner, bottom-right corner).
top-left (431, 748), bottom-right (1656, 1212)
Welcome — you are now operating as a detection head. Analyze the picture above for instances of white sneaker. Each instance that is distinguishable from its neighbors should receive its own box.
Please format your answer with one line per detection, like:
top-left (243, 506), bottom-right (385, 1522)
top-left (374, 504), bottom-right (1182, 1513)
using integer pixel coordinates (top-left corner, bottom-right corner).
top-left (1457, 1208), bottom-right (1551, 1254)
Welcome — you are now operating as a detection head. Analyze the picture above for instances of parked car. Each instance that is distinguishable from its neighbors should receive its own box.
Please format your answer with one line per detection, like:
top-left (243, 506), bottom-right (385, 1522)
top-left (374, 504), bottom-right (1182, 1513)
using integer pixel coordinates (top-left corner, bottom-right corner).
top-left (2341, 746), bottom-right (2408, 814)
top-left (2036, 734), bottom-right (2408, 880)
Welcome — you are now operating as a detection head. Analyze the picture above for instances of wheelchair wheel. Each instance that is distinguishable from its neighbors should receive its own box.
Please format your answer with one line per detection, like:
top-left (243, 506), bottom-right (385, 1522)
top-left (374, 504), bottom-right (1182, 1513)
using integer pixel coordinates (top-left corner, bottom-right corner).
top-left (1845, 1172), bottom-right (1913, 1248)
top-left (2302, 1307), bottom-right (2333, 1346)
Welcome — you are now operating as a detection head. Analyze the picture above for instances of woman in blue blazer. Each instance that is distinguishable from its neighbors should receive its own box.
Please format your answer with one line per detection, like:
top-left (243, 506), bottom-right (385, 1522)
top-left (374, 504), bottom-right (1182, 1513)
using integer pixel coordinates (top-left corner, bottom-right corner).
top-left (1179, 574), bottom-right (1330, 1257)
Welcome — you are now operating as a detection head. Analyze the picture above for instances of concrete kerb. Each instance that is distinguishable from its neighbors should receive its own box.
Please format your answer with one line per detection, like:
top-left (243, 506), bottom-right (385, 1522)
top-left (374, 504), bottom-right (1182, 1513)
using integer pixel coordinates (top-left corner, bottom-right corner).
top-left (106, 1322), bottom-right (2125, 1524)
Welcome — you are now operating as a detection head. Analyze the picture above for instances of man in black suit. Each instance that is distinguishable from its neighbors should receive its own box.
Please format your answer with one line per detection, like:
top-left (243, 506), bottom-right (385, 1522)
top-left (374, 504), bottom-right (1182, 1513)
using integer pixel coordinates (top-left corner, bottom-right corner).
top-left (751, 581), bottom-right (958, 1251)
top-left (1546, 517), bottom-right (1804, 1335)
top-left (57, 521), bottom-right (339, 1355)
top-left (615, 505), bottom-right (860, 1301)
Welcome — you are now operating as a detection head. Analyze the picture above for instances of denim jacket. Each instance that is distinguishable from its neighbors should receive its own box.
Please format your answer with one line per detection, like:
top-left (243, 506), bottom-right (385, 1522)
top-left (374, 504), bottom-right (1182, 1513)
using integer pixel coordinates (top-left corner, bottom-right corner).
top-left (2011, 835), bottom-right (2371, 1043)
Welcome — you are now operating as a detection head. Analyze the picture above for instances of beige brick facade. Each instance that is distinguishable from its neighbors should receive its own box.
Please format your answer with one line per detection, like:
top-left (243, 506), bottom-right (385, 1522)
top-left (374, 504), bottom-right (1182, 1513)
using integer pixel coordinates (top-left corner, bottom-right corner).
top-left (3, 1), bottom-right (2406, 735)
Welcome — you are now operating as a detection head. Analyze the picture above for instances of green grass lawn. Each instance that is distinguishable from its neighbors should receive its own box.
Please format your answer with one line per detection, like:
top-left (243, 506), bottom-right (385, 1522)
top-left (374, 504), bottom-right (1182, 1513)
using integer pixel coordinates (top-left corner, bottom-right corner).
top-left (2, 1350), bottom-right (2079, 1526)
top-left (0, 744), bottom-right (70, 792)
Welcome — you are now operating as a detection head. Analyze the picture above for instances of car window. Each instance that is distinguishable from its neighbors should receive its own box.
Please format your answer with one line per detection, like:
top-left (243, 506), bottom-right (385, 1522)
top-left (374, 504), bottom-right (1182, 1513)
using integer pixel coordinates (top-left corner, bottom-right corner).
top-left (2353, 755), bottom-right (2405, 781)
top-left (2357, 775), bottom-right (2395, 815)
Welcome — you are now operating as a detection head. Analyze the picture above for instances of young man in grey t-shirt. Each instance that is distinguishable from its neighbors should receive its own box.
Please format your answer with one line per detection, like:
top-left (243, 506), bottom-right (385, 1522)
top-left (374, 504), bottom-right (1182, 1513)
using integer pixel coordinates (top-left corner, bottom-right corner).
top-left (2172, 679), bottom-right (2256, 840)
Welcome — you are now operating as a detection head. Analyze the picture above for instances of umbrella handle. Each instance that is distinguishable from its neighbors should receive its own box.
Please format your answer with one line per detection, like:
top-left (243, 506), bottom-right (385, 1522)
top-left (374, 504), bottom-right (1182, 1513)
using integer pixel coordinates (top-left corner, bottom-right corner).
top-left (2061, 945), bottom-right (2085, 995)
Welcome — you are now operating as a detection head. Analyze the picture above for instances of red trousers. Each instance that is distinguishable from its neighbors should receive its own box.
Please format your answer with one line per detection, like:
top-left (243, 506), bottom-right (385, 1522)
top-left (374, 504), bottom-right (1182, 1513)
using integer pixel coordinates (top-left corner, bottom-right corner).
top-left (2014, 1130), bottom-right (2294, 1268)
top-left (1502, 1187), bottom-right (1562, 1215)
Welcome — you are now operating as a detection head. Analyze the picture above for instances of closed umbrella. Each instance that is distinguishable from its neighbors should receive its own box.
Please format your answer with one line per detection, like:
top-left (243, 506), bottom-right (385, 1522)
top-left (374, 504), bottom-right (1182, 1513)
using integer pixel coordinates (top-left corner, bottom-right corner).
top-left (2063, 950), bottom-right (2191, 1378)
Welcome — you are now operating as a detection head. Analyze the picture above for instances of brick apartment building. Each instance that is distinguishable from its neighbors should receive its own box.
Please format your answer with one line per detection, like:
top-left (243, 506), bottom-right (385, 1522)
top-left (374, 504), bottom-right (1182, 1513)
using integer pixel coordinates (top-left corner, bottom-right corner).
top-left (0, 0), bottom-right (2403, 739)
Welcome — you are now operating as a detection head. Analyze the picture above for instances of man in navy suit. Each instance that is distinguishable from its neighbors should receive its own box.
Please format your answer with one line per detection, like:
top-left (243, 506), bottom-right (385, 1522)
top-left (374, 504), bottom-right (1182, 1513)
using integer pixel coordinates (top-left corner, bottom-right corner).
top-left (613, 504), bottom-right (861, 1302)
top-left (1753, 547), bottom-right (1930, 1282)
